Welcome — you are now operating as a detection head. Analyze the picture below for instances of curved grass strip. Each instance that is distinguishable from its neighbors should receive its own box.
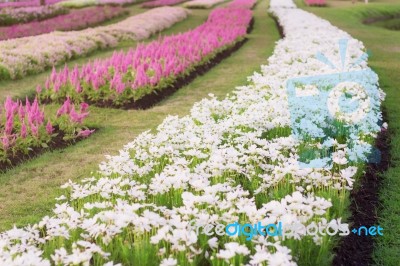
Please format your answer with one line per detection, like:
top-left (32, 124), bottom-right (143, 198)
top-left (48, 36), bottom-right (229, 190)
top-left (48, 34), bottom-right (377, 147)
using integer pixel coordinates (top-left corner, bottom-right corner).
top-left (0, 6), bottom-right (68, 27)
top-left (58, 0), bottom-right (138, 8)
top-left (183, 0), bottom-right (228, 9)
top-left (142, 0), bottom-right (188, 8)
top-left (0, 6), bottom-right (128, 41)
top-left (0, 6), bottom-right (189, 80)
top-left (38, 2), bottom-right (254, 107)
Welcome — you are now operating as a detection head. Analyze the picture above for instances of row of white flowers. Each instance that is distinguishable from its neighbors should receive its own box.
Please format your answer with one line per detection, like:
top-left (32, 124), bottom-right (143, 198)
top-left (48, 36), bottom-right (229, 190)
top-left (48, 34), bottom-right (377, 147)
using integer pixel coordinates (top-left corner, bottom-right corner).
top-left (0, 7), bottom-right (189, 80)
top-left (0, 0), bottom-right (384, 265)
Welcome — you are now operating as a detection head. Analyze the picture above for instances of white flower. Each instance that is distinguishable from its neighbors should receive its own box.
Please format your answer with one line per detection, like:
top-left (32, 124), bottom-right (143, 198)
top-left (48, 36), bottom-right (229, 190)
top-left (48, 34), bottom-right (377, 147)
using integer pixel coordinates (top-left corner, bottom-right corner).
top-left (160, 257), bottom-right (177, 266)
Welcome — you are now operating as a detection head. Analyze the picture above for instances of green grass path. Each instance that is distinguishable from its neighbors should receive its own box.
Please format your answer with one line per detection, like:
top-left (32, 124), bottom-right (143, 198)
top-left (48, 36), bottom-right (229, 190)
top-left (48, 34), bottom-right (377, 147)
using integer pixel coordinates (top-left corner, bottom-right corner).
top-left (299, 1), bottom-right (400, 264)
top-left (0, 0), bottom-right (280, 231)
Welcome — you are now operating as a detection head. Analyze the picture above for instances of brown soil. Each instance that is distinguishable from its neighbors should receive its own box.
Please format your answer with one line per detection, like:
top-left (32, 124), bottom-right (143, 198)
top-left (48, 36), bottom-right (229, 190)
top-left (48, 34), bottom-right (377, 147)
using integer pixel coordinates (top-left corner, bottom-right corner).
top-left (333, 110), bottom-right (390, 266)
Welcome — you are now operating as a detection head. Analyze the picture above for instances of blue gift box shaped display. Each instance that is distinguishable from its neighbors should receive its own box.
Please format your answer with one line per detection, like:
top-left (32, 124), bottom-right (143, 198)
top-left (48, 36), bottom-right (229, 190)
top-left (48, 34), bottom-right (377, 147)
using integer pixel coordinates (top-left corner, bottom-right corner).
top-left (285, 39), bottom-right (382, 169)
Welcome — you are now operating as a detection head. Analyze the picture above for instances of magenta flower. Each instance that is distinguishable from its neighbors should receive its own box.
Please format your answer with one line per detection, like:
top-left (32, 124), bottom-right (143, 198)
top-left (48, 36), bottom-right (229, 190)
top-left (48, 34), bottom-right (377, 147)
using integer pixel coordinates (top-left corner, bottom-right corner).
top-left (77, 129), bottom-right (95, 138)
top-left (21, 124), bottom-right (27, 138)
top-left (1, 136), bottom-right (10, 150)
top-left (80, 103), bottom-right (89, 113)
top-left (46, 120), bottom-right (54, 135)
top-left (69, 107), bottom-right (89, 124)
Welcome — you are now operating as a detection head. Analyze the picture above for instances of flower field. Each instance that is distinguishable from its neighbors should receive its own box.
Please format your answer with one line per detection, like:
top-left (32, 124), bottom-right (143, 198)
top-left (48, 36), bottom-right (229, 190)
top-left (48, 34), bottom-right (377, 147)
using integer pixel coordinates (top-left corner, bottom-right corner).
top-left (0, 5), bottom-right (67, 26)
top-left (0, 6), bottom-right (189, 79)
top-left (0, 6), bottom-right (128, 40)
top-left (58, 0), bottom-right (138, 8)
top-left (0, 0), bottom-right (398, 265)
top-left (38, 0), bottom-right (254, 107)
top-left (0, 0), bottom-right (63, 9)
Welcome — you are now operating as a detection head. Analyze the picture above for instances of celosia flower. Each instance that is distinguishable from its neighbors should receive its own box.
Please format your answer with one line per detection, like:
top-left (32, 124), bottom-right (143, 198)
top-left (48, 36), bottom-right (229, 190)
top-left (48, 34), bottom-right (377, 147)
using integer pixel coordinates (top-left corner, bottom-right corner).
top-left (77, 129), bottom-right (95, 138)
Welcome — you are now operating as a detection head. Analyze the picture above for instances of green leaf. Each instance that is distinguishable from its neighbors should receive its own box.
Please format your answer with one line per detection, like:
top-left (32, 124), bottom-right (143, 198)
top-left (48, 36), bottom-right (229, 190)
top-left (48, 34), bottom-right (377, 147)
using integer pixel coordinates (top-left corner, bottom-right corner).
top-left (41, 143), bottom-right (49, 148)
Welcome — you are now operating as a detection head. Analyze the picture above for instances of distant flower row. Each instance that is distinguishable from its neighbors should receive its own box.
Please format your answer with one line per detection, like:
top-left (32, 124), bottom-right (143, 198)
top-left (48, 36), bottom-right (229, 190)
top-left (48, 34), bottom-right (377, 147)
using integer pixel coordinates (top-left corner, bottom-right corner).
top-left (304, 0), bottom-right (326, 6)
top-left (0, 97), bottom-right (93, 167)
top-left (0, 5), bottom-right (67, 26)
top-left (183, 0), bottom-right (227, 9)
top-left (58, 0), bottom-right (137, 8)
top-left (0, 0), bottom-right (63, 9)
top-left (142, 0), bottom-right (188, 8)
top-left (227, 0), bottom-right (256, 9)
top-left (0, 6), bottom-right (128, 40)
top-left (0, 6), bottom-right (189, 80)
top-left (39, 1), bottom-right (254, 107)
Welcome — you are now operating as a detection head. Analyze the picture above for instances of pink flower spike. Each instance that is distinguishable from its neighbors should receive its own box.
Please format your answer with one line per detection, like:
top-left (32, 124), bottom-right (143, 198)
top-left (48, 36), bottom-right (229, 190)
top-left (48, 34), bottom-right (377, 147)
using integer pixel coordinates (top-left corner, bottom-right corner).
top-left (76, 83), bottom-right (82, 93)
top-left (1, 136), bottom-right (9, 150)
top-left (69, 107), bottom-right (89, 124)
top-left (21, 124), bottom-right (27, 138)
top-left (36, 85), bottom-right (42, 94)
top-left (46, 120), bottom-right (54, 135)
top-left (77, 129), bottom-right (95, 138)
top-left (30, 123), bottom-right (39, 137)
top-left (80, 103), bottom-right (89, 113)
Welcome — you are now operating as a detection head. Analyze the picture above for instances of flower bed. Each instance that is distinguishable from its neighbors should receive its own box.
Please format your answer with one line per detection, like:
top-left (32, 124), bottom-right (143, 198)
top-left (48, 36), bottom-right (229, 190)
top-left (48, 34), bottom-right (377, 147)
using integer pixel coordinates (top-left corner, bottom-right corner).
top-left (183, 0), bottom-right (227, 9)
top-left (0, 0), bottom-right (385, 265)
top-left (0, 0), bottom-right (63, 9)
top-left (0, 6), bottom-right (189, 80)
top-left (142, 0), bottom-right (188, 8)
top-left (0, 96), bottom-right (93, 170)
top-left (304, 0), bottom-right (326, 6)
top-left (227, 0), bottom-right (256, 9)
top-left (0, 6), bottom-right (128, 40)
top-left (38, 1), bottom-right (253, 107)
top-left (58, 0), bottom-right (137, 8)
top-left (0, 5), bottom-right (68, 26)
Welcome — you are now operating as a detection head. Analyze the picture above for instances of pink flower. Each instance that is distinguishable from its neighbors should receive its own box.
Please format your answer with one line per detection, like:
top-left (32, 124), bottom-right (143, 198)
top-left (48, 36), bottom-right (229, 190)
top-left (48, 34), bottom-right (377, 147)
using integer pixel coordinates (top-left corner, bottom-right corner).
top-left (1, 136), bottom-right (10, 150)
top-left (36, 85), bottom-right (42, 94)
top-left (57, 97), bottom-right (72, 117)
top-left (5, 115), bottom-right (14, 135)
top-left (76, 83), bottom-right (82, 93)
top-left (30, 123), bottom-right (38, 137)
top-left (46, 120), bottom-right (54, 135)
top-left (77, 129), bottom-right (95, 138)
top-left (21, 124), bottom-right (27, 138)
top-left (80, 103), bottom-right (89, 113)
top-left (69, 107), bottom-right (89, 124)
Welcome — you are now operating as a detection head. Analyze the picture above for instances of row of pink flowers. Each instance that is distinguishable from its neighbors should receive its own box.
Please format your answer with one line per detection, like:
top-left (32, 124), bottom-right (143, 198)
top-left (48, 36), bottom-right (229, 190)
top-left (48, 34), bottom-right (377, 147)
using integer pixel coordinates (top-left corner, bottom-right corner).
top-left (98, 0), bottom-right (136, 4)
top-left (0, 7), bottom-right (189, 80)
top-left (0, 96), bottom-right (93, 163)
top-left (227, 0), bottom-right (256, 9)
top-left (142, 0), bottom-right (187, 8)
top-left (38, 0), bottom-right (255, 107)
top-left (0, 6), bottom-right (127, 40)
top-left (304, 0), bottom-right (326, 6)
top-left (0, 5), bottom-right (67, 26)
top-left (0, 0), bottom-right (63, 9)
